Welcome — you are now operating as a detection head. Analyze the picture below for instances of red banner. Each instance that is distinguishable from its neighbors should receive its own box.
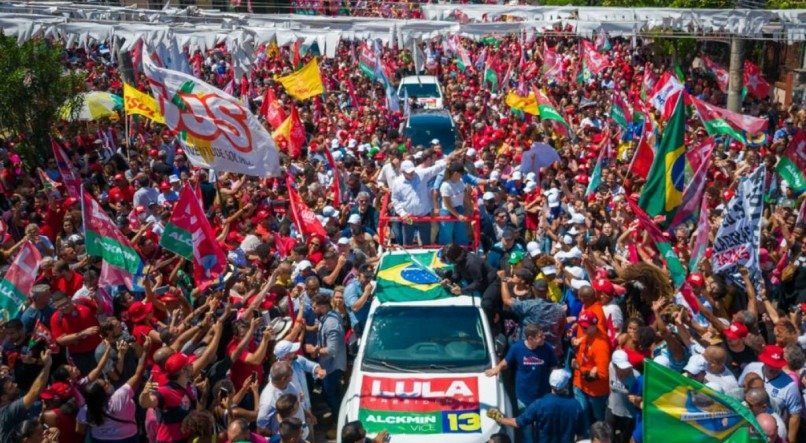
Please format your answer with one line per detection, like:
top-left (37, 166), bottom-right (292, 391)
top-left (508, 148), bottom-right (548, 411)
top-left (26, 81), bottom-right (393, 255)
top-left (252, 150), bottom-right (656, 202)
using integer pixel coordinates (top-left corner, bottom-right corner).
top-left (286, 175), bottom-right (327, 239)
top-left (360, 376), bottom-right (479, 413)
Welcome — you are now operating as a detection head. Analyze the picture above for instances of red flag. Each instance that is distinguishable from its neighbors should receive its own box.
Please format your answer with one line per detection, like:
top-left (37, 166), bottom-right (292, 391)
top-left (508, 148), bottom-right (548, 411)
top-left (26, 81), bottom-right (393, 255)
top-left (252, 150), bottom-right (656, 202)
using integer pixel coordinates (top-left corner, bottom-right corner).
top-left (33, 319), bottom-right (60, 352)
top-left (702, 57), bottom-right (729, 93)
top-left (291, 38), bottom-right (302, 68)
top-left (649, 72), bottom-right (684, 121)
top-left (240, 74), bottom-right (249, 100)
top-left (286, 175), bottom-right (327, 239)
top-left (628, 115), bottom-right (655, 179)
top-left (51, 140), bottom-right (82, 199)
top-left (323, 148), bottom-right (342, 208)
top-left (346, 77), bottom-right (360, 108)
top-left (166, 185), bottom-right (227, 285)
top-left (0, 242), bottom-right (42, 319)
top-left (580, 39), bottom-right (611, 75)
top-left (743, 60), bottom-right (771, 99)
top-left (287, 106), bottom-right (307, 158)
top-left (260, 87), bottom-right (286, 129)
top-left (785, 129), bottom-right (806, 172)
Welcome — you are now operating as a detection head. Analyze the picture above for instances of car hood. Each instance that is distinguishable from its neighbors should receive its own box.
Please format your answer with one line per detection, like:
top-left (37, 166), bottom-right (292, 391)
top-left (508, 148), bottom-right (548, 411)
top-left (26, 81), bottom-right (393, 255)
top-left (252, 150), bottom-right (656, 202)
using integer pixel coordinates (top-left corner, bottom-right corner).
top-left (339, 371), bottom-right (507, 443)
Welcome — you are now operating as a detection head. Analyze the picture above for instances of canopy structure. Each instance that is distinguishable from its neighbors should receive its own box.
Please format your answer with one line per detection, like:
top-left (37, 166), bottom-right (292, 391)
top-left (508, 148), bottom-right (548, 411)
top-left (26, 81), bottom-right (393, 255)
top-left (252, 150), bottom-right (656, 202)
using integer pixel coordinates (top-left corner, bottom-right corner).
top-left (0, 1), bottom-right (804, 75)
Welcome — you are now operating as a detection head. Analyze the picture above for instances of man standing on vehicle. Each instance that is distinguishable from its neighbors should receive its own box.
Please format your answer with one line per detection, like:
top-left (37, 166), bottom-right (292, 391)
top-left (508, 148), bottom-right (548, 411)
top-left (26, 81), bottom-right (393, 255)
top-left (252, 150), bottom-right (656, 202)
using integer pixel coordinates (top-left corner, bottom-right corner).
top-left (390, 149), bottom-right (463, 245)
top-left (489, 369), bottom-right (586, 443)
top-left (485, 324), bottom-right (558, 443)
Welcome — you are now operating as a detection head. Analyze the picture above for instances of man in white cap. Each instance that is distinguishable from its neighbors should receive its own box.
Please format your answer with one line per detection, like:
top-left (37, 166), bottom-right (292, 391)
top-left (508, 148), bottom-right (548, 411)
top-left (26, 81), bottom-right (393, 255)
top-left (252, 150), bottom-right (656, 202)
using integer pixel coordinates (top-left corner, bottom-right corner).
top-left (505, 170), bottom-right (526, 196)
top-left (390, 148), bottom-right (463, 245)
top-left (607, 350), bottom-right (640, 443)
top-left (274, 340), bottom-right (325, 415)
top-left (489, 369), bottom-right (585, 443)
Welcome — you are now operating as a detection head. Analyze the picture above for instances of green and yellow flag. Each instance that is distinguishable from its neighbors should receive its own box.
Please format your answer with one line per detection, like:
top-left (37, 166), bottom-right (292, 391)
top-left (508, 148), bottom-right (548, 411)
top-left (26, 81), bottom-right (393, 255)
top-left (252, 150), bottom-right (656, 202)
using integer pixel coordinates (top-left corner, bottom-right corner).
top-left (644, 360), bottom-right (764, 443)
top-left (375, 251), bottom-right (452, 303)
top-left (638, 95), bottom-right (687, 220)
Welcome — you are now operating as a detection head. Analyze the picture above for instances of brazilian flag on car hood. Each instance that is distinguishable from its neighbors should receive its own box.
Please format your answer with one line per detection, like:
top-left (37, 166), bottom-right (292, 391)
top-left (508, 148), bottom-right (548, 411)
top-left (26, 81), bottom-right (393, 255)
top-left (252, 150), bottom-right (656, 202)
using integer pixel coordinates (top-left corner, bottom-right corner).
top-left (375, 250), bottom-right (452, 303)
top-left (644, 360), bottom-right (764, 443)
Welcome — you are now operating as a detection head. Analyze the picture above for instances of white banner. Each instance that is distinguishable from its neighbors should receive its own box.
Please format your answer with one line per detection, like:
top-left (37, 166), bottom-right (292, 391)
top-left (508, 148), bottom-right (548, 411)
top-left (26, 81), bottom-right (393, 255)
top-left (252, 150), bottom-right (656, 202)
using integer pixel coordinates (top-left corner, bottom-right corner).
top-left (711, 166), bottom-right (765, 273)
top-left (143, 52), bottom-right (281, 177)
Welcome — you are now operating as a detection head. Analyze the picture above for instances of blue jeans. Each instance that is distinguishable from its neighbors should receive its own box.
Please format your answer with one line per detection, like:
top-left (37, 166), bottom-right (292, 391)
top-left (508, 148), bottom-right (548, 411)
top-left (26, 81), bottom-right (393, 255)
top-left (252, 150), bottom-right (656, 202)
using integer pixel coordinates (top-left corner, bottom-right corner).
top-left (438, 206), bottom-right (468, 245)
top-left (574, 387), bottom-right (608, 437)
top-left (517, 399), bottom-right (535, 443)
top-left (323, 369), bottom-right (344, 417)
top-left (397, 221), bottom-right (430, 245)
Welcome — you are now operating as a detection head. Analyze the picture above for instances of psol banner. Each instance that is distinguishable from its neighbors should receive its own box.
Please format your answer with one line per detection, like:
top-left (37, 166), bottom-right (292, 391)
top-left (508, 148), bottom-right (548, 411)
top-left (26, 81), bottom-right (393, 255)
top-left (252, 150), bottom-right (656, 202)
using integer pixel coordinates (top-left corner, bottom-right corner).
top-left (359, 376), bottom-right (481, 435)
top-left (712, 166), bottom-right (765, 273)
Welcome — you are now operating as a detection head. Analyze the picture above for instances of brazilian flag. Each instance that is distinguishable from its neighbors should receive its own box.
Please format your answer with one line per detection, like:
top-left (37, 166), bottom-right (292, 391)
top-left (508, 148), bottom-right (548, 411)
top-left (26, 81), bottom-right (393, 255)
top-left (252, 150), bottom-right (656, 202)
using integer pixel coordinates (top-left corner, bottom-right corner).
top-left (375, 251), bottom-right (452, 303)
top-left (638, 95), bottom-right (687, 221)
top-left (644, 360), bottom-right (764, 443)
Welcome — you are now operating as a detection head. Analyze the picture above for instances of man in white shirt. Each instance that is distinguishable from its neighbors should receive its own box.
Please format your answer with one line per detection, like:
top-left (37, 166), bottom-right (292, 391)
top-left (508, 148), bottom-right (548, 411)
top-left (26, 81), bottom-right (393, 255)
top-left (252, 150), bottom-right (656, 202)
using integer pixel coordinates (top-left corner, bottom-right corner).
top-left (390, 149), bottom-right (462, 245)
top-left (257, 361), bottom-right (308, 440)
top-left (702, 346), bottom-right (741, 399)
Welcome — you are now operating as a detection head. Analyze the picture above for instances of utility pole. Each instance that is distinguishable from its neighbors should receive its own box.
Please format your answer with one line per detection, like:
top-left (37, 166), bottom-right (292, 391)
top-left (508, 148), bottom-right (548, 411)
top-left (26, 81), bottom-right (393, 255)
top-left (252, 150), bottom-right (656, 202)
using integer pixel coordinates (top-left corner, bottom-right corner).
top-left (727, 35), bottom-right (744, 112)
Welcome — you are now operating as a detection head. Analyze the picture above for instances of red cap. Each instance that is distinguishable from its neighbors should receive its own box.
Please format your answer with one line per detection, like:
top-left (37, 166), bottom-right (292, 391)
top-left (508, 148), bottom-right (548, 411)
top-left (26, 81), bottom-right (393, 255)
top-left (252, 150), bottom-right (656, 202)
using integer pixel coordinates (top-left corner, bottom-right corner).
top-left (159, 182), bottom-right (171, 191)
top-left (114, 173), bottom-right (125, 181)
top-left (687, 273), bottom-right (705, 288)
top-left (592, 278), bottom-right (614, 295)
top-left (149, 149), bottom-right (159, 158)
top-left (758, 344), bottom-right (787, 369)
top-left (575, 175), bottom-right (589, 185)
top-left (578, 311), bottom-right (598, 329)
top-left (164, 352), bottom-right (190, 375)
top-left (40, 381), bottom-right (71, 401)
top-left (127, 301), bottom-right (153, 323)
top-left (63, 197), bottom-right (78, 207)
top-left (723, 321), bottom-right (749, 341)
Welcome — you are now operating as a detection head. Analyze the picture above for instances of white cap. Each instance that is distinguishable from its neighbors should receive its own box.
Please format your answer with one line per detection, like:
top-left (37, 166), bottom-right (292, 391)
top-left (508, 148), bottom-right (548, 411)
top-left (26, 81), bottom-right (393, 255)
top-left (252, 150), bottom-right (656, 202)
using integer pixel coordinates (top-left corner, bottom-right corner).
top-left (524, 182), bottom-right (537, 193)
top-left (565, 265), bottom-right (585, 279)
top-left (526, 241), bottom-right (540, 257)
top-left (612, 350), bottom-right (632, 369)
top-left (566, 213), bottom-right (586, 225)
top-left (684, 354), bottom-right (707, 375)
top-left (297, 260), bottom-right (312, 271)
top-left (431, 138), bottom-right (440, 145)
top-left (541, 265), bottom-right (557, 276)
top-left (322, 205), bottom-right (339, 218)
top-left (474, 160), bottom-right (485, 169)
top-left (401, 160), bottom-right (416, 173)
top-left (570, 278), bottom-right (591, 290)
top-left (348, 139), bottom-right (358, 148)
top-left (549, 369), bottom-right (572, 390)
top-left (331, 138), bottom-right (340, 148)
top-left (273, 340), bottom-right (301, 359)
top-left (348, 213), bottom-right (362, 224)
top-left (169, 174), bottom-right (181, 183)
top-left (337, 237), bottom-right (350, 245)
top-left (483, 192), bottom-right (496, 201)
top-left (567, 226), bottom-right (580, 236)
top-left (358, 143), bottom-right (370, 152)
top-left (332, 151), bottom-right (344, 161)
top-left (466, 148), bottom-right (477, 157)
top-left (563, 235), bottom-right (574, 245)
top-left (490, 171), bottom-right (501, 181)
top-left (567, 247), bottom-right (583, 259)
top-left (512, 171), bottom-right (523, 180)
top-left (526, 172), bottom-right (537, 182)
top-left (413, 151), bottom-right (424, 160)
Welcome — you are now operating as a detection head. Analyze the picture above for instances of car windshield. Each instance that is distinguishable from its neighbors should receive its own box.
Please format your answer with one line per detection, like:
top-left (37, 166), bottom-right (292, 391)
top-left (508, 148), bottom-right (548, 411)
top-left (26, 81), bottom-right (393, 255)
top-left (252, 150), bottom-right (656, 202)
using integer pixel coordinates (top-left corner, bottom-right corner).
top-left (362, 305), bottom-right (489, 373)
top-left (404, 115), bottom-right (457, 153)
top-left (399, 83), bottom-right (440, 98)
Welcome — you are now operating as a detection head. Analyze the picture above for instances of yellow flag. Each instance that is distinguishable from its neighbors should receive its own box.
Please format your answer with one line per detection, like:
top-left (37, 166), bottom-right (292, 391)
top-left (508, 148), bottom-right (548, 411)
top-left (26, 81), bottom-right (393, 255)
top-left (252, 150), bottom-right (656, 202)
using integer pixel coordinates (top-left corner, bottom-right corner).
top-left (272, 114), bottom-right (293, 144)
top-left (275, 58), bottom-right (325, 101)
top-left (123, 83), bottom-right (165, 124)
top-left (505, 90), bottom-right (538, 115)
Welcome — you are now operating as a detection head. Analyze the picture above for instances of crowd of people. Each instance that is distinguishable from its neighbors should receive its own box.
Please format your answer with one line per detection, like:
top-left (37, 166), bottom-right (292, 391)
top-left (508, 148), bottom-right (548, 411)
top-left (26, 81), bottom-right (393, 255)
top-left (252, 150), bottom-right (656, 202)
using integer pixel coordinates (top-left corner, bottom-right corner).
top-left (0, 8), bottom-right (804, 443)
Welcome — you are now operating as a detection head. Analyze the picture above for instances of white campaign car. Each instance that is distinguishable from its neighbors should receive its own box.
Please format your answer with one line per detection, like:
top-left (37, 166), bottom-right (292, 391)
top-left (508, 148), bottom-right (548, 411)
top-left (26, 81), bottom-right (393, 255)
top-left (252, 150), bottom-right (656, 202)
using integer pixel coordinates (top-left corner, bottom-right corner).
top-left (397, 76), bottom-right (444, 109)
top-left (337, 249), bottom-right (512, 442)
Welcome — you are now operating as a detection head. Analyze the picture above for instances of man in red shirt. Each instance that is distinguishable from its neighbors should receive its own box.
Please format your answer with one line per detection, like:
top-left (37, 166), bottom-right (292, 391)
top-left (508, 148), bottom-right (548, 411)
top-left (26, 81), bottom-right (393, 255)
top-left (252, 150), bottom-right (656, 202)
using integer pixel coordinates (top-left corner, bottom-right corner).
top-left (51, 260), bottom-right (83, 298)
top-left (50, 291), bottom-right (101, 375)
top-left (227, 317), bottom-right (272, 391)
top-left (139, 352), bottom-right (197, 443)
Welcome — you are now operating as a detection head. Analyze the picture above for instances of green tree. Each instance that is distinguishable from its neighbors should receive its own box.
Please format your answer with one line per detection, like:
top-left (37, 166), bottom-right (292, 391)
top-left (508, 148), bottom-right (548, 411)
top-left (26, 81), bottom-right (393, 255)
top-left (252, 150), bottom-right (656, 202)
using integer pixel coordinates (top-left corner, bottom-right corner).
top-left (0, 35), bottom-right (84, 169)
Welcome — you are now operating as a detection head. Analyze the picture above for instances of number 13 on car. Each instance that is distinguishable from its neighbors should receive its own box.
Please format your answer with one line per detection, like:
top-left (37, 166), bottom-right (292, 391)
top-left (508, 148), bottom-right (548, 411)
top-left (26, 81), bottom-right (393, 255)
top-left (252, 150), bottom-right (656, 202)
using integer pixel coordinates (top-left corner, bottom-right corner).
top-left (443, 411), bottom-right (481, 433)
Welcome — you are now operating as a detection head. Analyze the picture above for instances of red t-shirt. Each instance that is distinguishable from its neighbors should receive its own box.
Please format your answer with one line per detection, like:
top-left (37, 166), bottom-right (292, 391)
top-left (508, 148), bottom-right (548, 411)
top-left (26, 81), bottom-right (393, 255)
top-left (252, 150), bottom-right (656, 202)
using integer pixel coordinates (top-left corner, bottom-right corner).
top-left (50, 304), bottom-right (101, 354)
top-left (227, 338), bottom-right (263, 391)
top-left (52, 272), bottom-right (84, 298)
top-left (156, 382), bottom-right (196, 443)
